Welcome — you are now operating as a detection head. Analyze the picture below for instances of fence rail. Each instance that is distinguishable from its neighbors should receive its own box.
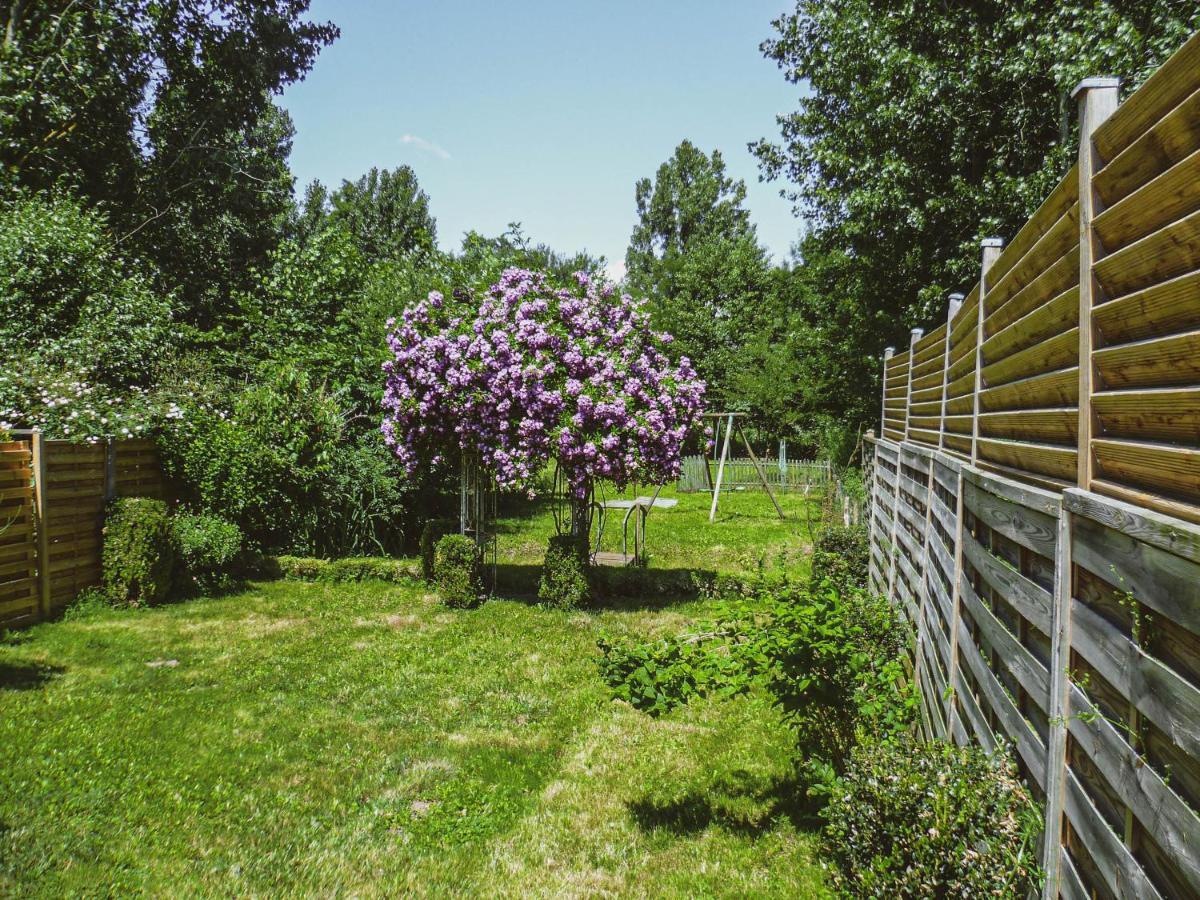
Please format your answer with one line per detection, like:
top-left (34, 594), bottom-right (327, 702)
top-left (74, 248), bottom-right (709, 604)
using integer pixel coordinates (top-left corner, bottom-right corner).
top-left (871, 28), bottom-right (1200, 899)
top-left (0, 434), bottom-right (164, 630)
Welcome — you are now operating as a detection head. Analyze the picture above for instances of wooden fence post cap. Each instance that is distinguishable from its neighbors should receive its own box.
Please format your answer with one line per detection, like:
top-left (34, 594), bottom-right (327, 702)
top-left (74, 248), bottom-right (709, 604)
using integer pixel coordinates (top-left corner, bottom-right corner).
top-left (981, 237), bottom-right (1004, 248)
top-left (1071, 76), bottom-right (1120, 99)
top-left (884, 346), bottom-right (895, 358)
top-left (910, 327), bottom-right (924, 340)
top-left (948, 292), bottom-right (965, 301)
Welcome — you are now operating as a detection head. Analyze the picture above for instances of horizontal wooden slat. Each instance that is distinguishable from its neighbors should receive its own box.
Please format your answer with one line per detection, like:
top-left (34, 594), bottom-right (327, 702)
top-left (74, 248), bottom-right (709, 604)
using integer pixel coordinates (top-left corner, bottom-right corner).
top-left (1096, 85), bottom-right (1200, 207)
top-left (959, 575), bottom-right (1049, 707)
top-left (1094, 147), bottom-right (1200, 253)
top-left (962, 478), bottom-right (1058, 557)
top-left (978, 437), bottom-right (1077, 482)
top-left (1064, 487), bottom-right (1200, 566)
top-left (984, 249), bottom-right (1079, 340)
top-left (1062, 771), bottom-right (1163, 900)
top-left (1092, 438), bottom-right (1200, 504)
top-left (1093, 327), bottom-right (1200, 390)
top-left (961, 529), bottom-right (1053, 636)
top-left (987, 202), bottom-right (1079, 315)
top-left (978, 408), bottom-right (1077, 444)
top-left (1094, 208), bottom-right (1200, 299)
top-left (1093, 387), bottom-right (1200, 442)
top-left (1094, 30), bottom-right (1200, 162)
top-left (1094, 269), bottom-right (1200, 345)
top-left (979, 366), bottom-right (1078, 412)
top-left (981, 328), bottom-right (1078, 390)
top-left (987, 166), bottom-right (1077, 290)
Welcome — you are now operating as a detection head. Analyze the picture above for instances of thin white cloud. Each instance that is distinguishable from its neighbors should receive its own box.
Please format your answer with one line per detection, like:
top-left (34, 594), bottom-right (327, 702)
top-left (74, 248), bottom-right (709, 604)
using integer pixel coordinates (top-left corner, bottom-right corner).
top-left (399, 134), bottom-right (452, 160)
top-left (603, 259), bottom-right (628, 284)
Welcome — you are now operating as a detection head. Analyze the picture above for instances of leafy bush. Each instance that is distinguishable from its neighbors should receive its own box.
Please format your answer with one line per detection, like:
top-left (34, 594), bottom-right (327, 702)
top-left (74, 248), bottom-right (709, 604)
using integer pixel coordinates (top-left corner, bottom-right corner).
top-left (173, 514), bottom-right (243, 596)
top-left (537, 533), bottom-right (590, 609)
top-left (598, 580), bottom-right (913, 771)
top-left (102, 498), bottom-right (176, 607)
top-left (825, 738), bottom-right (1043, 897)
top-left (434, 535), bottom-right (483, 608)
top-left (809, 524), bottom-right (868, 595)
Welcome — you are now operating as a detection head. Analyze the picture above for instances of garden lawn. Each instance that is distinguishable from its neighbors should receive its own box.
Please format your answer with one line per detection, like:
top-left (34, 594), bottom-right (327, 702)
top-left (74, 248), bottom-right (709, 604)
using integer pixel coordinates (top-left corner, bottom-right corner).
top-left (0, 490), bottom-right (830, 897)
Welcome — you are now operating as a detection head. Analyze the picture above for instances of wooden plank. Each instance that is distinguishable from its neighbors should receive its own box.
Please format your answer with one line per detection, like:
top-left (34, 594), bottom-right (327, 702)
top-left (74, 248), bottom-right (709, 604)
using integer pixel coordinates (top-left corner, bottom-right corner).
top-left (956, 617), bottom-right (1047, 787)
top-left (978, 408), bottom-right (1078, 444)
top-left (988, 166), bottom-right (1079, 289)
top-left (1063, 486), bottom-right (1200, 566)
top-left (983, 283), bottom-right (1079, 365)
top-left (1094, 147), bottom-right (1200, 253)
top-left (977, 437), bottom-right (1077, 482)
top-left (980, 366), bottom-right (1079, 412)
top-left (988, 203), bottom-right (1080, 315)
top-left (1067, 684), bottom-right (1200, 894)
top-left (1092, 438), bottom-right (1200, 503)
top-left (1094, 268), bottom-right (1200, 346)
top-left (1058, 847), bottom-right (1090, 900)
top-left (985, 249), bottom-right (1079, 340)
top-left (961, 529), bottom-right (1053, 636)
top-left (1093, 386), bottom-right (1200, 443)
top-left (963, 464), bottom-right (1064, 518)
top-left (1093, 327), bottom-right (1200, 390)
top-left (1071, 510), bottom-right (1200, 634)
top-left (1094, 30), bottom-right (1200, 161)
top-left (1062, 771), bottom-right (1164, 899)
top-left (981, 327), bottom-right (1078, 391)
top-left (954, 667), bottom-right (997, 753)
top-left (962, 478), bottom-right (1058, 557)
top-left (1094, 208), bottom-right (1200, 299)
top-left (1095, 84), bottom-right (1200, 207)
top-left (1071, 597), bottom-right (1200, 761)
top-left (959, 575), bottom-right (1050, 706)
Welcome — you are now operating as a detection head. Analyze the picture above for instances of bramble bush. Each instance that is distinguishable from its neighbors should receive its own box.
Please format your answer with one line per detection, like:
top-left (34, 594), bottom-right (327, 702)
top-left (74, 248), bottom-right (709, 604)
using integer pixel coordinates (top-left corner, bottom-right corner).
top-left (825, 738), bottom-right (1043, 897)
top-left (537, 533), bottom-right (591, 609)
top-left (173, 513), bottom-right (243, 596)
top-left (101, 498), bottom-right (176, 607)
top-left (598, 579), bottom-right (913, 772)
top-left (434, 534), bottom-right (484, 608)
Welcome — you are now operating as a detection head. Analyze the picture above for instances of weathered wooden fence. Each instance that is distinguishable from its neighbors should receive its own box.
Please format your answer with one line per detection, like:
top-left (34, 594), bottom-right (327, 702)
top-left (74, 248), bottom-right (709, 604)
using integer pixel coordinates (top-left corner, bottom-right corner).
top-left (0, 434), bottom-right (163, 630)
top-left (869, 29), bottom-right (1200, 900)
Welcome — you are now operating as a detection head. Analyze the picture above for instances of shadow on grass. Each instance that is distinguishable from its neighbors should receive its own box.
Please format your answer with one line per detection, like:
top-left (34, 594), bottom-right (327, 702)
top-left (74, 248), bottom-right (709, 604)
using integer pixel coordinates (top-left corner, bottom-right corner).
top-left (492, 563), bottom-right (723, 611)
top-left (628, 769), bottom-right (823, 837)
top-left (0, 661), bottom-right (64, 691)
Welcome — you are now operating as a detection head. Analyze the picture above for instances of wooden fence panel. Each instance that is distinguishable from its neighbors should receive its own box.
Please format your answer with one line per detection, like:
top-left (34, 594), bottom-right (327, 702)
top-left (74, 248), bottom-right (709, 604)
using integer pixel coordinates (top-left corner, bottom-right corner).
top-left (0, 440), bottom-right (38, 629)
top-left (867, 434), bottom-right (1200, 900)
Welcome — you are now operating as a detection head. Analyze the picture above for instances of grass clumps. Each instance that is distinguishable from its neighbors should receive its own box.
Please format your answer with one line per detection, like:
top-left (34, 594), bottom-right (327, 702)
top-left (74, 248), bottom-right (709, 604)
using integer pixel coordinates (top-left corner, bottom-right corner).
top-left (101, 497), bottom-right (176, 607)
top-left (826, 738), bottom-right (1043, 897)
top-left (537, 533), bottom-right (590, 609)
top-left (434, 534), bottom-right (484, 608)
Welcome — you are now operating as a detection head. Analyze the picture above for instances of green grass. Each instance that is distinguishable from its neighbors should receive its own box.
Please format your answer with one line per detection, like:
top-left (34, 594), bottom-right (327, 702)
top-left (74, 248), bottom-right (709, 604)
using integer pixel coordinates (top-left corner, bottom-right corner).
top-left (0, 489), bottom-right (830, 897)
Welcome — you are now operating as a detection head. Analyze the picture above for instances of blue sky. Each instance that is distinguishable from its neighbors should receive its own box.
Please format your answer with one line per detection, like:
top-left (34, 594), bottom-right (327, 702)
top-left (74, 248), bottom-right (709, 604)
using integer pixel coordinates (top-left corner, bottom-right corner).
top-left (279, 1), bottom-right (806, 279)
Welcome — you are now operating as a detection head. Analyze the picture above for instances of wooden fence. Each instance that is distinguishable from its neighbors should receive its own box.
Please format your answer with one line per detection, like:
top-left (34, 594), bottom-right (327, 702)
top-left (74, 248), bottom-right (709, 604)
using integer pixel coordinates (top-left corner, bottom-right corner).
top-left (0, 434), bottom-right (163, 630)
top-left (869, 29), bottom-right (1200, 900)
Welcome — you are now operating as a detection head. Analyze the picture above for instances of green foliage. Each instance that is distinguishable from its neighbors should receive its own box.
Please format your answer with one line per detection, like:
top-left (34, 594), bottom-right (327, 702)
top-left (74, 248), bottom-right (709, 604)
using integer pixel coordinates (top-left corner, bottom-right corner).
top-left (325, 166), bottom-right (438, 263)
top-left (173, 514), bottom-right (243, 596)
top-left (599, 579), bottom-right (914, 771)
top-left (537, 533), bottom-right (591, 610)
top-left (754, 1), bottom-right (1200, 433)
top-left (419, 519), bottom-right (453, 581)
top-left (809, 525), bottom-right (869, 596)
top-left (825, 738), bottom-right (1043, 897)
top-left (272, 555), bottom-right (421, 584)
top-left (102, 498), bottom-right (176, 608)
top-left (434, 535), bottom-right (484, 609)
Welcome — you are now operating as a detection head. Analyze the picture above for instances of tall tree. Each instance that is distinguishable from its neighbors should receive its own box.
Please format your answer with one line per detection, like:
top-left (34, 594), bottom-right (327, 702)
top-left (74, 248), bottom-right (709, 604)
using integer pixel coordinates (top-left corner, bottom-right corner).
top-left (754, 0), bottom-right (1200, 432)
top-left (328, 166), bottom-right (437, 263)
top-left (626, 141), bottom-right (770, 408)
top-left (0, 0), bottom-right (338, 328)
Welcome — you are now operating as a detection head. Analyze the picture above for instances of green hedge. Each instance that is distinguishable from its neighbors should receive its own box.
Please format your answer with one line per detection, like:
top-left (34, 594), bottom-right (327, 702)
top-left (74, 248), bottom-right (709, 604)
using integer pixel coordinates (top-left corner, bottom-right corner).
top-left (537, 533), bottom-right (590, 609)
top-left (434, 535), bottom-right (483, 608)
top-left (101, 497), bottom-right (176, 607)
top-left (271, 556), bottom-right (421, 584)
top-left (173, 513), bottom-right (243, 596)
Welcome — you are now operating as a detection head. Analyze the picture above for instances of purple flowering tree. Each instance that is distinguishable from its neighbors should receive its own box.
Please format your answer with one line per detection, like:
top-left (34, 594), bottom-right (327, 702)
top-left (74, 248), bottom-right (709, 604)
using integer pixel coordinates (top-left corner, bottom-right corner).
top-left (382, 268), bottom-right (705, 539)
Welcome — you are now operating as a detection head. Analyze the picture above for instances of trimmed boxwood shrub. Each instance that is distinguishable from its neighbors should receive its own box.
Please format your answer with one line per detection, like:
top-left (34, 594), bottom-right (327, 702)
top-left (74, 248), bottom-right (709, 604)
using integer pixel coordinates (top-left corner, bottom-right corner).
top-left (809, 524), bottom-right (869, 595)
top-left (434, 535), bottom-right (483, 608)
top-left (173, 513), bottom-right (243, 596)
top-left (824, 738), bottom-right (1043, 897)
top-left (102, 497), bottom-right (176, 607)
top-left (419, 518), bottom-right (453, 582)
top-left (271, 556), bottom-right (421, 584)
top-left (538, 533), bottom-right (590, 610)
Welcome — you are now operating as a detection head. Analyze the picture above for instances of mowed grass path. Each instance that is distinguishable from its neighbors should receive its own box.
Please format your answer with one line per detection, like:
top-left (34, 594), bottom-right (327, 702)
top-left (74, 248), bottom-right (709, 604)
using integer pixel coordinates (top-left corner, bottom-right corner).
top-left (0, 491), bottom-right (829, 897)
